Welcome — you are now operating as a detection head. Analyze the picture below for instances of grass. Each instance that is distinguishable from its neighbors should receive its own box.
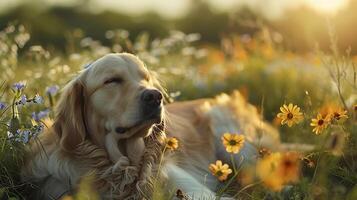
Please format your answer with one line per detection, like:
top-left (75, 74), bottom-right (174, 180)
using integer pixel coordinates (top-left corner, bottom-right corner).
top-left (0, 23), bottom-right (356, 199)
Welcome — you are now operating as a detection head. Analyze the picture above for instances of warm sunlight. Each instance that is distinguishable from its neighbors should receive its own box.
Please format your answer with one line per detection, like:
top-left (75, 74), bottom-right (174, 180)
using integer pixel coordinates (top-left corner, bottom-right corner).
top-left (305, 0), bottom-right (349, 14)
top-left (1, 0), bottom-right (356, 199)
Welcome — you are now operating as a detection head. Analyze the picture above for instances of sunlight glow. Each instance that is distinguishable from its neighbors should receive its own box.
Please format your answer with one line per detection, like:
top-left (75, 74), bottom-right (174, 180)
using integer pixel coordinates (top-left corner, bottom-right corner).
top-left (0, 0), bottom-right (351, 18)
top-left (305, 0), bottom-right (349, 14)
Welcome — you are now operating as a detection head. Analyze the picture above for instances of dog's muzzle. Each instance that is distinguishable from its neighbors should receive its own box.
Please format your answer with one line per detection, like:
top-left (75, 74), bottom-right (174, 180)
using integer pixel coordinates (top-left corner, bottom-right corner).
top-left (115, 89), bottom-right (163, 134)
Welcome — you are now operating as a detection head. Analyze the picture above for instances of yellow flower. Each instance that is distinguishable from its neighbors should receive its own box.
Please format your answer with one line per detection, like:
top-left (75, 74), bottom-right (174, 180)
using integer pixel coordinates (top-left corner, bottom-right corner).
top-left (278, 152), bottom-right (300, 183)
top-left (257, 152), bottom-right (300, 191)
top-left (209, 160), bottom-right (232, 181)
top-left (330, 108), bottom-right (348, 123)
top-left (257, 152), bottom-right (283, 191)
top-left (318, 104), bottom-right (348, 124)
top-left (277, 103), bottom-right (303, 127)
top-left (310, 114), bottom-right (330, 135)
top-left (221, 133), bottom-right (245, 154)
top-left (165, 137), bottom-right (179, 150)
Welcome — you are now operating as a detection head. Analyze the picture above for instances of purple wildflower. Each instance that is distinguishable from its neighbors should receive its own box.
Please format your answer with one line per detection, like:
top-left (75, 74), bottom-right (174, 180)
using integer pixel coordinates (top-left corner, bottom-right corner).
top-left (17, 94), bottom-right (27, 106)
top-left (16, 129), bottom-right (31, 143)
top-left (32, 109), bottom-right (50, 122)
top-left (46, 85), bottom-right (59, 96)
top-left (13, 82), bottom-right (26, 90)
top-left (31, 112), bottom-right (37, 121)
top-left (0, 102), bottom-right (6, 110)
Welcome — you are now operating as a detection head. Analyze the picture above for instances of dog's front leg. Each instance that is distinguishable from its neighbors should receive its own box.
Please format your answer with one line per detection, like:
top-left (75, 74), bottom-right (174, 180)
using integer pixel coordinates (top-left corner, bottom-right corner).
top-left (105, 133), bottom-right (130, 169)
top-left (126, 137), bottom-right (145, 166)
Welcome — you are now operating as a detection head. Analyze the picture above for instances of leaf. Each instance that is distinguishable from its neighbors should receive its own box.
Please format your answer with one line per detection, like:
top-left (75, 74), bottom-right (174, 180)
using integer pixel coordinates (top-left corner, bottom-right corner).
top-left (9, 117), bottom-right (20, 134)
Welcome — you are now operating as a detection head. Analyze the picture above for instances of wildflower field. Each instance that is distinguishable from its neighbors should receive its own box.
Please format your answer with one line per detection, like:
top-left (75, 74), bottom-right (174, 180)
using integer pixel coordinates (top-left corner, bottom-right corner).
top-left (0, 23), bottom-right (356, 200)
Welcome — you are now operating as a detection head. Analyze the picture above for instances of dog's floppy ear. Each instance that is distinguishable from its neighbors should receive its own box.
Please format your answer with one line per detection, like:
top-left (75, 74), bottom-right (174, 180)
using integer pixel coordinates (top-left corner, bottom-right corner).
top-left (53, 76), bottom-right (88, 152)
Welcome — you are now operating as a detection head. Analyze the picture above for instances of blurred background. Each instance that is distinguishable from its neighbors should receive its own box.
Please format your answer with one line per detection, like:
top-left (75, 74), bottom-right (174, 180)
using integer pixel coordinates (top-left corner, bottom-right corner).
top-left (0, 0), bottom-right (356, 137)
top-left (0, 0), bottom-right (356, 53)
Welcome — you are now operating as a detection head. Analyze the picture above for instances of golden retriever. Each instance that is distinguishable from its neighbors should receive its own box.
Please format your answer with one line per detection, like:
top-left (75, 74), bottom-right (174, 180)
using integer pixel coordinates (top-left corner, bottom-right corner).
top-left (22, 53), bottom-right (284, 199)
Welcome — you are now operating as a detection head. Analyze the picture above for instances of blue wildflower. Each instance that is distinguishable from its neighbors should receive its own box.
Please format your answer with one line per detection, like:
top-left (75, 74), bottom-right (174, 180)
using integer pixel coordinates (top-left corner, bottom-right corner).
top-left (32, 109), bottom-right (50, 122)
top-left (0, 102), bottom-right (6, 110)
top-left (22, 131), bottom-right (31, 143)
top-left (8, 129), bottom-right (31, 143)
top-left (46, 85), bottom-right (59, 96)
top-left (13, 82), bottom-right (26, 90)
top-left (33, 94), bottom-right (44, 104)
top-left (17, 94), bottom-right (27, 106)
top-left (17, 129), bottom-right (31, 143)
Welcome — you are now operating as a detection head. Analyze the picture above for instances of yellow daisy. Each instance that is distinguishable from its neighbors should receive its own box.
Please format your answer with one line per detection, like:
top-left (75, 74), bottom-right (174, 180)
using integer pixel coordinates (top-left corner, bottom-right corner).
top-left (257, 152), bottom-right (301, 191)
top-left (278, 152), bottom-right (300, 183)
top-left (209, 160), bottom-right (232, 181)
top-left (310, 114), bottom-right (330, 135)
top-left (277, 103), bottom-right (303, 127)
top-left (330, 108), bottom-right (348, 123)
top-left (221, 133), bottom-right (245, 154)
top-left (165, 137), bottom-right (179, 150)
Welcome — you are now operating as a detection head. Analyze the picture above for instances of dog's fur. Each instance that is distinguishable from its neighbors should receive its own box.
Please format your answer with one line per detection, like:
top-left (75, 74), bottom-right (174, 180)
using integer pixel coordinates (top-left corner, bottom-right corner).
top-left (22, 53), bottom-right (282, 199)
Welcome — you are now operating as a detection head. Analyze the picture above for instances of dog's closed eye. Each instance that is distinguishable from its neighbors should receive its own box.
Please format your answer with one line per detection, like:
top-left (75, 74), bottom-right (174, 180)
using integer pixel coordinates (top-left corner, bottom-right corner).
top-left (104, 77), bottom-right (123, 85)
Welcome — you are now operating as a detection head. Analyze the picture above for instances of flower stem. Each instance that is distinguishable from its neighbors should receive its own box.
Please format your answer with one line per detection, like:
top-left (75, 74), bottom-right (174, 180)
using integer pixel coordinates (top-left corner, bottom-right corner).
top-left (230, 154), bottom-right (237, 174)
top-left (216, 172), bottom-right (239, 199)
top-left (232, 181), bottom-right (262, 198)
top-left (155, 146), bottom-right (167, 180)
top-left (11, 96), bottom-right (16, 119)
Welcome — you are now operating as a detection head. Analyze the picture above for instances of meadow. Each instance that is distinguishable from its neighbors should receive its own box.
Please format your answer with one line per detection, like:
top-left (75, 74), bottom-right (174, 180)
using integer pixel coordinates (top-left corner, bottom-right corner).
top-left (0, 24), bottom-right (356, 199)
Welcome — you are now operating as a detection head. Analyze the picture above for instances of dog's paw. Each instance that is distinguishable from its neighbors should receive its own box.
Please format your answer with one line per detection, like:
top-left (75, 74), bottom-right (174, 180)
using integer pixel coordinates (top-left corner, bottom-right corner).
top-left (112, 156), bottom-right (130, 172)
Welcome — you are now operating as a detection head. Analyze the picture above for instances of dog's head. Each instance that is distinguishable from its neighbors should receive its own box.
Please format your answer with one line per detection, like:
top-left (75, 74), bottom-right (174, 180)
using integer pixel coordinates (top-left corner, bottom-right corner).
top-left (53, 53), bottom-right (164, 151)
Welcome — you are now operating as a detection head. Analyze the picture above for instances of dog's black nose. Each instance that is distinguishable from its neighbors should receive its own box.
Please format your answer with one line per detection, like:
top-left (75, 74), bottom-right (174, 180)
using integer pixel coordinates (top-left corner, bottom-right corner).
top-left (141, 89), bottom-right (162, 107)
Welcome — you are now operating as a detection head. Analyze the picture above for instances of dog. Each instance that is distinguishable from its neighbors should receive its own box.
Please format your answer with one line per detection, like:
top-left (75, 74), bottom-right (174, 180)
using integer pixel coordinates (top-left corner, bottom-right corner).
top-left (22, 53), bottom-right (287, 199)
